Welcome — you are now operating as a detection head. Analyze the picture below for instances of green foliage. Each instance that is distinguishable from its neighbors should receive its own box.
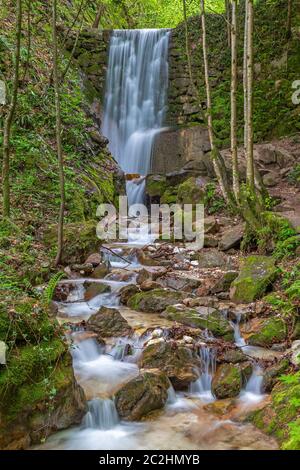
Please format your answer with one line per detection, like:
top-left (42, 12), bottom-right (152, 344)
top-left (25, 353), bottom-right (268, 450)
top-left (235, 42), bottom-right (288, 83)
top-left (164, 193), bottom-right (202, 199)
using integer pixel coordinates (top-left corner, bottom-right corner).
top-left (42, 272), bottom-right (66, 306)
top-left (204, 183), bottom-right (226, 214)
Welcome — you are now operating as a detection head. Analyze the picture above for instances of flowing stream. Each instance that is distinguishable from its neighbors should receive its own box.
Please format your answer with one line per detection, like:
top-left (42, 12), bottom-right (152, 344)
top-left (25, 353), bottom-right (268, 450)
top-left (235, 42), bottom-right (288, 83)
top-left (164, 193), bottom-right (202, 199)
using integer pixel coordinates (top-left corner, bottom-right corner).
top-left (36, 30), bottom-right (277, 451)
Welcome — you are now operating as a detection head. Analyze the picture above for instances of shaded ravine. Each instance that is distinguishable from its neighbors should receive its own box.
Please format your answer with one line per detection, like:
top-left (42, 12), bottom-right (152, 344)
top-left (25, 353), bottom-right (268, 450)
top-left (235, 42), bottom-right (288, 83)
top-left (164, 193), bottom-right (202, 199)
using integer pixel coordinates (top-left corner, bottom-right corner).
top-left (36, 244), bottom-right (278, 450)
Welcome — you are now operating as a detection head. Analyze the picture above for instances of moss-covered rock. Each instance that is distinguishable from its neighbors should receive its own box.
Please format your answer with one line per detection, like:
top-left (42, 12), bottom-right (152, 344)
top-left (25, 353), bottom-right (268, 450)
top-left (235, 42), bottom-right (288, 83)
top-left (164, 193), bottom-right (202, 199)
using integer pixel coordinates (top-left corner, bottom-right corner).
top-left (127, 289), bottom-right (186, 313)
top-left (230, 256), bottom-right (278, 303)
top-left (246, 317), bottom-right (287, 347)
top-left (43, 221), bottom-right (101, 265)
top-left (177, 177), bottom-right (205, 204)
top-left (262, 359), bottom-right (290, 393)
top-left (162, 305), bottom-right (234, 341)
top-left (119, 284), bottom-right (140, 305)
top-left (249, 372), bottom-right (300, 450)
top-left (146, 175), bottom-right (167, 198)
top-left (86, 306), bottom-right (133, 338)
top-left (212, 364), bottom-right (243, 399)
top-left (0, 353), bottom-right (86, 449)
top-left (115, 369), bottom-right (170, 421)
top-left (138, 340), bottom-right (200, 390)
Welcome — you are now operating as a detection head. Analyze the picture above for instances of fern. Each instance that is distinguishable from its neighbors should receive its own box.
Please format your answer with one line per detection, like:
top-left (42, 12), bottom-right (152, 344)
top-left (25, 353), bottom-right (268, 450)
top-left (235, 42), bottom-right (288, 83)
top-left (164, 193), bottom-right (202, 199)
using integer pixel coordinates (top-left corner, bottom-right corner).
top-left (42, 272), bottom-right (66, 306)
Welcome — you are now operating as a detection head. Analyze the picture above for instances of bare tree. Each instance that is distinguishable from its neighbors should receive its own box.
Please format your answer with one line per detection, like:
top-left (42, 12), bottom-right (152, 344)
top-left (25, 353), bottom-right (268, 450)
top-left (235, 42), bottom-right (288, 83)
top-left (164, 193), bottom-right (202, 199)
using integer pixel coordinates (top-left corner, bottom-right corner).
top-left (2, 0), bottom-right (22, 218)
top-left (52, 0), bottom-right (65, 266)
top-left (93, 3), bottom-right (105, 28)
top-left (231, 0), bottom-right (239, 202)
top-left (243, 0), bottom-right (248, 156)
top-left (182, 0), bottom-right (195, 93)
top-left (200, 0), bottom-right (232, 204)
top-left (225, 0), bottom-right (231, 48)
top-left (245, 0), bottom-right (254, 191)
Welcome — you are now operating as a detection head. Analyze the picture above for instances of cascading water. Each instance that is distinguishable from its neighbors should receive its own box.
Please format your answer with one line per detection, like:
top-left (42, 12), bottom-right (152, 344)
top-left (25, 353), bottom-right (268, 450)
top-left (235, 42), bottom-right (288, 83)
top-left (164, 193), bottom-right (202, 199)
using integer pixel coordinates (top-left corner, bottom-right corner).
top-left (190, 346), bottom-right (216, 402)
top-left (83, 398), bottom-right (119, 430)
top-left (102, 29), bottom-right (170, 207)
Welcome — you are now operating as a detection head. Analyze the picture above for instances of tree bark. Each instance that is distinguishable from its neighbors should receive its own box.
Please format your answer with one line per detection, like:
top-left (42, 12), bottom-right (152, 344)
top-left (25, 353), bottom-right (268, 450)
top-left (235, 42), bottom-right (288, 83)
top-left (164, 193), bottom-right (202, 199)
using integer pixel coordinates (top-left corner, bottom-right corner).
top-left (93, 3), bottom-right (104, 28)
top-left (200, 0), bottom-right (232, 204)
top-left (52, 0), bottom-right (65, 266)
top-left (225, 0), bottom-right (231, 48)
top-left (23, 0), bottom-right (31, 80)
top-left (231, 0), bottom-right (239, 202)
top-left (2, 0), bottom-right (22, 219)
top-left (245, 0), bottom-right (255, 191)
top-left (243, 0), bottom-right (248, 156)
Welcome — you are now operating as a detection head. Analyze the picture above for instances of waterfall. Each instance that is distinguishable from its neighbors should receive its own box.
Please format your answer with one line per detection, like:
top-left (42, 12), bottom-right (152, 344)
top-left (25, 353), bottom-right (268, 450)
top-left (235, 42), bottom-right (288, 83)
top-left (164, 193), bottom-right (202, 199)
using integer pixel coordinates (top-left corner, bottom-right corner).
top-left (190, 347), bottom-right (216, 402)
top-left (102, 29), bottom-right (170, 206)
top-left (240, 365), bottom-right (264, 403)
top-left (83, 398), bottom-right (119, 430)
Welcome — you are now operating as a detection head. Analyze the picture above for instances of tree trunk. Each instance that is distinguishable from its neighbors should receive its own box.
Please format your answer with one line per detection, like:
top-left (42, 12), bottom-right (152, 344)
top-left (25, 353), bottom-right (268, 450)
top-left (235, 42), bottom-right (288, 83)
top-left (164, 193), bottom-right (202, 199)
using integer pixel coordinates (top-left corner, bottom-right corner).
top-left (225, 0), bottom-right (231, 48)
top-left (243, 0), bottom-right (248, 156)
top-left (287, 0), bottom-right (292, 39)
top-left (200, 0), bottom-right (232, 204)
top-left (52, 0), bottom-right (65, 266)
top-left (93, 3), bottom-right (104, 28)
top-left (23, 0), bottom-right (31, 80)
top-left (2, 0), bottom-right (22, 219)
top-left (245, 0), bottom-right (255, 191)
top-left (231, 0), bottom-right (239, 202)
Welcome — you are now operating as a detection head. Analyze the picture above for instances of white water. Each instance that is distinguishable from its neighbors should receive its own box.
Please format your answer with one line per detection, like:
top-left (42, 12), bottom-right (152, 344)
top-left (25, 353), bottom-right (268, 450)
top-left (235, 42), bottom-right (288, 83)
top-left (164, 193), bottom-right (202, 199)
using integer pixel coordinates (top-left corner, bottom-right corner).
top-left (102, 29), bottom-right (170, 207)
top-left (190, 347), bottom-right (216, 402)
top-left (239, 366), bottom-right (265, 404)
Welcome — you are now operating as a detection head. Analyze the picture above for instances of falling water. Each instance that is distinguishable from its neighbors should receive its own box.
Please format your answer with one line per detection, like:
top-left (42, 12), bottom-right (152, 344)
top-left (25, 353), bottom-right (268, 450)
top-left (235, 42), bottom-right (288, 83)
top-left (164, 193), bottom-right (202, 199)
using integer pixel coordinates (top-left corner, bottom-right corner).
top-left (240, 365), bottom-right (264, 403)
top-left (102, 29), bottom-right (170, 206)
top-left (190, 347), bottom-right (216, 402)
top-left (83, 398), bottom-right (119, 430)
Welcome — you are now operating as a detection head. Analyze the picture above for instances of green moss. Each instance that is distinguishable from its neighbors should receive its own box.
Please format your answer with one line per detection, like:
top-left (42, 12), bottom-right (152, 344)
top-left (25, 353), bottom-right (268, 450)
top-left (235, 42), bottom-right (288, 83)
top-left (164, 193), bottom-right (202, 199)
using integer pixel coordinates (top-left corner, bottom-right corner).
top-left (127, 289), bottom-right (186, 313)
top-left (212, 364), bottom-right (242, 399)
top-left (248, 317), bottom-right (287, 347)
top-left (177, 177), bottom-right (205, 205)
top-left (230, 255), bottom-right (278, 303)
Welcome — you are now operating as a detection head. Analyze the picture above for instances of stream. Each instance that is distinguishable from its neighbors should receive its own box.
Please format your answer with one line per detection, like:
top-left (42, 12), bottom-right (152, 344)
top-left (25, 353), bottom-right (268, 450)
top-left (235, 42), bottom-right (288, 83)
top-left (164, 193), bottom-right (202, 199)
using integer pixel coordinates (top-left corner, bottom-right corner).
top-left (37, 28), bottom-right (278, 451)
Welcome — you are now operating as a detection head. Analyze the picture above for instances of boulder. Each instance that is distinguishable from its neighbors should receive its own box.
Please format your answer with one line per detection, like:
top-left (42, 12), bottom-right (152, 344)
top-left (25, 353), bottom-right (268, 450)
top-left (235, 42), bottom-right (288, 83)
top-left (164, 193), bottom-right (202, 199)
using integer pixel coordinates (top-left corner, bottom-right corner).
top-left (177, 177), bottom-right (205, 204)
top-left (196, 249), bottom-right (230, 269)
top-left (86, 307), bottom-right (133, 337)
top-left (128, 289), bottom-right (186, 313)
top-left (218, 348), bottom-right (249, 364)
top-left (230, 256), bottom-right (278, 303)
top-left (119, 284), bottom-right (140, 305)
top-left (146, 174), bottom-right (167, 198)
top-left (162, 305), bottom-right (234, 341)
top-left (85, 253), bottom-right (102, 267)
top-left (212, 363), bottom-right (252, 399)
top-left (71, 263), bottom-right (94, 275)
top-left (290, 340), bottom-right (300, 367)
top-left (243, 317), bottom-right (287, 347)
top-left (204, 216), bottom-right (219, 234)
top-left (140, 280), bottom-right (162, 291)
top-left (115, 369), bottom-right (170, 421)
top-left (91, 263), bottom-right (109, 279)
top-left (218, 224), bottom-right (245, 251)
top-left (160, 274), bottom-right (201, 292)
top-left (139, 341), bottom-right (200, 390)
top-left (84, 281), bottom-right (111, 301)
top-left (210, 271), bottom-right (239, 294)
top-left (262, 359), bottom-right (290, 392)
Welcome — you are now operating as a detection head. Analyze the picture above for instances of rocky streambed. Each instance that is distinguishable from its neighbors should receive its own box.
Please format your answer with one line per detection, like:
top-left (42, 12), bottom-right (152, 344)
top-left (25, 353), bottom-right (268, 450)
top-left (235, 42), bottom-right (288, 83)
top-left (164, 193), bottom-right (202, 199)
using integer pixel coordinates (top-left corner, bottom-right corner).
top-left (33, 232), bottom-right (296, 451)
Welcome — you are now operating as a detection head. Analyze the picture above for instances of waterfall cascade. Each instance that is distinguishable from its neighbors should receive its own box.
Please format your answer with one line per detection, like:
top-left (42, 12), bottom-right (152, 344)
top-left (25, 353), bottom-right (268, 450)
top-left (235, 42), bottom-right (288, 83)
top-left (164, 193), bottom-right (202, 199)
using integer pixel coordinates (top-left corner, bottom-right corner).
top-left (102, 29), bottom-right (170, 206)
top-left (190, 347), bottom-right (216, 402)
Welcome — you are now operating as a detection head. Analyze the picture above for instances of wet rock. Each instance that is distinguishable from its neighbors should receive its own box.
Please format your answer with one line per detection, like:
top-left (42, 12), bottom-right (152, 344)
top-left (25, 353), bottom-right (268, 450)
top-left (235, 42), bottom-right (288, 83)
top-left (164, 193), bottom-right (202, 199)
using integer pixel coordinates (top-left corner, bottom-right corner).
top-left (87, 306), bottom-right (133, 337)
top-left (245, 317), bottom-right (287, 347)
top-left (140, 280), bottom-right (162, 291)
top-left (218, 349), bottom-right (249, 364)
top-left (262, 359), bottom-right (290, 392)
top-left (139, 341), bottom-right (200, 390)
top-left (119, 284), bottom-right (140, 305)
top-left (83, 281), bottom-right (111, 301)
top-left (195, 249), bottom-right (230, 269)
top-left (160, 274), bottom-right (201, 292)
top-left (105, 269), bottom-right (134, 282)
top-left (162, 305), bottom-right (234, 341)
top-left (218, 224), bottom-right (245, 251)
top-left (91, 263), bottom-right (109, 279)
top-left (54, 282), bottom-right (75, 301)
top-left (136, 267), bottom-right (167, 284)
top-left (210, 271), bottom-right (239, 294)
top-left (85, 253), bottom-right (102, 267)
top-left (115, 369), bottom-right (171, 421)
top-left (204, 399), bottom-right (236, 416)
top-left (128, 289), bottom-right (186, 313)
top-left (182, 296), bottom-right (217, 308)
top-left (146, 174), bottom-right (167, 198)
top-left (71, 263), bottom-right (94, 275)
top-left (212, 363), bottom-right (251, 399)
top-left (230, 256), bottom-right (278, 303)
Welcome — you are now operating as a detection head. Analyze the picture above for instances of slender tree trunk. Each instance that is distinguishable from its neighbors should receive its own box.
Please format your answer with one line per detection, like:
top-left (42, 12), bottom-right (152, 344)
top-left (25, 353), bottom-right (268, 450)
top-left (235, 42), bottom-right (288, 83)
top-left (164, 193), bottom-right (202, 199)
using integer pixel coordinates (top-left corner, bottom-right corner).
top-left (200, 0), bottom-right (231, 204)
top-left (93, 3), bottom-right (104, 28)
top-left (183, 0), bottom-right (195, 93)
top-left (243, 0), bottom-right (248, 156)
top-left (246, 0), bottom-right (255, 191)
top-left (287, 0), bottom-right (293, 39)
top-left (2, 0), bottom-right (22, 219)
top-left (52, 0), bottom-right (65, 266)
top-left (225, 0), bottom-right (231, 48)
top-left (23, 0), bottom-right (31, 80)
top-left (231, 0), bottom-right (239, 202)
